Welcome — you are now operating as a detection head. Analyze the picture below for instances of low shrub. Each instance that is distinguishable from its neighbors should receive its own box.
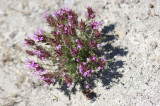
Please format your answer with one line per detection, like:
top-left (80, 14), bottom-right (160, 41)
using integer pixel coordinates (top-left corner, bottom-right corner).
top-left (24, 6), bottom-right (106, 98)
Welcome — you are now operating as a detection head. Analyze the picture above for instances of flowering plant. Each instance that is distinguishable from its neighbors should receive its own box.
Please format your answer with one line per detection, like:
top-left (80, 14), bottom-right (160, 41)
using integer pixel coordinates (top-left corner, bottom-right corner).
top-left (24, 6), bottom-right (106, 98)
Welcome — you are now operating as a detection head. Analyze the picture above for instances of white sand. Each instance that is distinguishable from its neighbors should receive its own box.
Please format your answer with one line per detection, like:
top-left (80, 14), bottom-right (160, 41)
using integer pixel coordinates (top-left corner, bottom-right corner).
top-left (0, 0), bottom-right (160, 105)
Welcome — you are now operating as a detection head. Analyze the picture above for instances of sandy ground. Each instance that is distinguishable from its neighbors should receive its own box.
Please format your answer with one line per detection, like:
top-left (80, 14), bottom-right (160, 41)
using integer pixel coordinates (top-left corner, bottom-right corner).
top-left (0, 0), bottom-right (160, 105)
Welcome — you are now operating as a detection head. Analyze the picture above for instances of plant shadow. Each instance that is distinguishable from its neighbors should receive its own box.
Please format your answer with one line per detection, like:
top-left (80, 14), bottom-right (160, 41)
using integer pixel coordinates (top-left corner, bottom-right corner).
top-left (55, 24), bottom-right (128, 101)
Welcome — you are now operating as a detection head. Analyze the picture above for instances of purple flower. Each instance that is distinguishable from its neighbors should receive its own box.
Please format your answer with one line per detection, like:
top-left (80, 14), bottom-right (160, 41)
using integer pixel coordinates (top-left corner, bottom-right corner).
top-left (30, 61), bottom-right (35, 69)
top-left (98, 21), bottom-right (103, 26)
top-left (61, 10), bottom-right (65, 14)
top-left (32, 51), bottom-right (36, 55)
top-left (68, 22), bottom-right (72, 27)
top-left (56, 44), bottom-right (62, 50)
top-left (90, 14), bottom-right (94, 19)
top-left (69, 16), bottom-right (72, 19)
top-left (56, 30), bottom-right (60, 35)
top-left (86, 12), bottom-right (89, 16)
top-left (32, 71), bottom-right (35, 75)
top-left (79, 65), bottom-right (83, 73)
top-left (87, 70), bottom-right (90, 73)
top-left (93, 26), bottom-right (99, 30)
top-left (33, 34), bottom-right (38, 40)
top-left (46, 83), bottom-right (49, 87)
top-left (102, 57), bottom-right (106, 61)
top-left (62, 73), bottom-right (66, 77)
top-left (37, 73), bottom-right (40, 78)
top-left (76, 58), bottom-right (79, 62)
top-left (92, 56), bottom-right (96, 60)
top-left (83, 70), bottom-right (90, 77)
top-left (97, 44), bottom-right (101, 48)
top-left (94, 22), bottom-right (98, 26)
top-left (86, 85), bottom-right (89, 89)
top-left (87, 58), bottom-right (91, 62)
top-left (91, 70), bottom-right (95, 73)
top-left (52, 12), bottom-right (56, 17)
top-left (41, 57), bottom-right (45, 61)
top-left (74, 48), bottom-right (78, 52)
top-left (67, 83), bottom-right (71, 87)
top-left (40, 37), bottom-right (43, 41)
top-left (75, 39), bottom-right (79, 43)
top-left (87, 6), bottom-right (90, 9)
top-left (41, 76), bottom-right (45, 81)
top-left (89, 23), bottom-right (92, 26)
top-left (34, 64), bottom-right (38, 68)
top-left (83, 62), bottom-right (86, 65)
top-left (83, 72), bottom-right (88, 77)
top-left (59, 24), bottom-right (63, 28)
top-left (87, 74), bottom-right (90, 77)
top-left (63, 31), bottom-right (67, 34)
top-left (64, 27), bottom-right (67, 30)
top-left (98, 66), bottom-right (102, 70)
top-left (26, 59), bottom-right (31, 63)
top-left (24, 40), bottom-right (27, 46)
top-left (51, 78), bottom-right (55, 82)
top-left (44, 69), bottom-right (47, 73)
top-left (78, 44), bottom-right (82, 49)
top-left (89, 22), bottom-right (101, 30)
top-left (36, 51), bottom-right (41, 56)
top-left (66, 8), bottom-right (70, 11)
top-left (43, 11), bottom-right (49, 21)
top-left (39, 69), bottom-right (42, 74)
top-left (56, 58), bottom-right (60, 61)
top-left (57, 10), bottom-right (61, 14)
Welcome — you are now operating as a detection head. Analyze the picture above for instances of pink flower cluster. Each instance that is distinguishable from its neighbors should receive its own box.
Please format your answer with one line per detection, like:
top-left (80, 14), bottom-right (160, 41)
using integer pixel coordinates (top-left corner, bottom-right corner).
top-left (24, 6), bottom-right (106, 90)
top-left (86, 6), bottom-right (95, 20)
top-left (78, 56), bottom-right (106, 77)
top-left (89, 21), bottom-right (103, 30)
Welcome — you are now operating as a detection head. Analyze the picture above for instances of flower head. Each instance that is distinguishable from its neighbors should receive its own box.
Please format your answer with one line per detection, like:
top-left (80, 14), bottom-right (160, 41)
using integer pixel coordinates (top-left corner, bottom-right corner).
top-left (56, 44), bottom-right (62, 50)
top-left (89, 40), bottom-right (97, 48)
top-left (62, 73), bottom-right (66, 77)
top-left (68, 22), bottom-right (72, 27)
top-left (67, 83), bottom-right (71, 87)
top-left (75, 39), bottom-right (79, 43)
top-left (97, 44), bottom-right (101, 48)
top-left (41, 76), bottom-right (45, 81)
top-left (79, 64), bottom-right (83, 73)
top-left (43, 11), bottom-right (49, 21)
top-left (76, 58), bottom-right (79, 62)
top-left (56, 58), bottom-right (60, 61)
top-left (86, 85), bottom-right (89, 89)
top-left (83, 62), bottom-right (86, 65)
top-left (102, 57), bottom-right (106, 61)
top-left (98, 66), bottom-right (102, 70)
top-left (51, 78), bottom-right (55, 82)
top-left (56, 30), bottom-right (60, 35)
top-left (91, 70), bottom-right (95, 73)
top-left (78, 44), bottom-right (82, 49)
top-left (39, 69), bottom-right (42, 74)
top-left (87, 58), bottom-right (91, 62)
top-left (92, 56), bottom-right (97, 61)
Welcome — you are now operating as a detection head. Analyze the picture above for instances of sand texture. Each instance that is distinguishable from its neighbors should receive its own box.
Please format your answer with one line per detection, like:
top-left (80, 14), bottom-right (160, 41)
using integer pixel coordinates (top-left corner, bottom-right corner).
top-left (0, 0), bottom-right (160, 105)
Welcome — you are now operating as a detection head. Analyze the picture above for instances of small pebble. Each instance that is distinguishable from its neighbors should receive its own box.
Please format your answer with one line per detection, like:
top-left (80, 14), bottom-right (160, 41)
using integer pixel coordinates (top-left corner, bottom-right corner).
top-left (149, 3), bottom-right (154, 8)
